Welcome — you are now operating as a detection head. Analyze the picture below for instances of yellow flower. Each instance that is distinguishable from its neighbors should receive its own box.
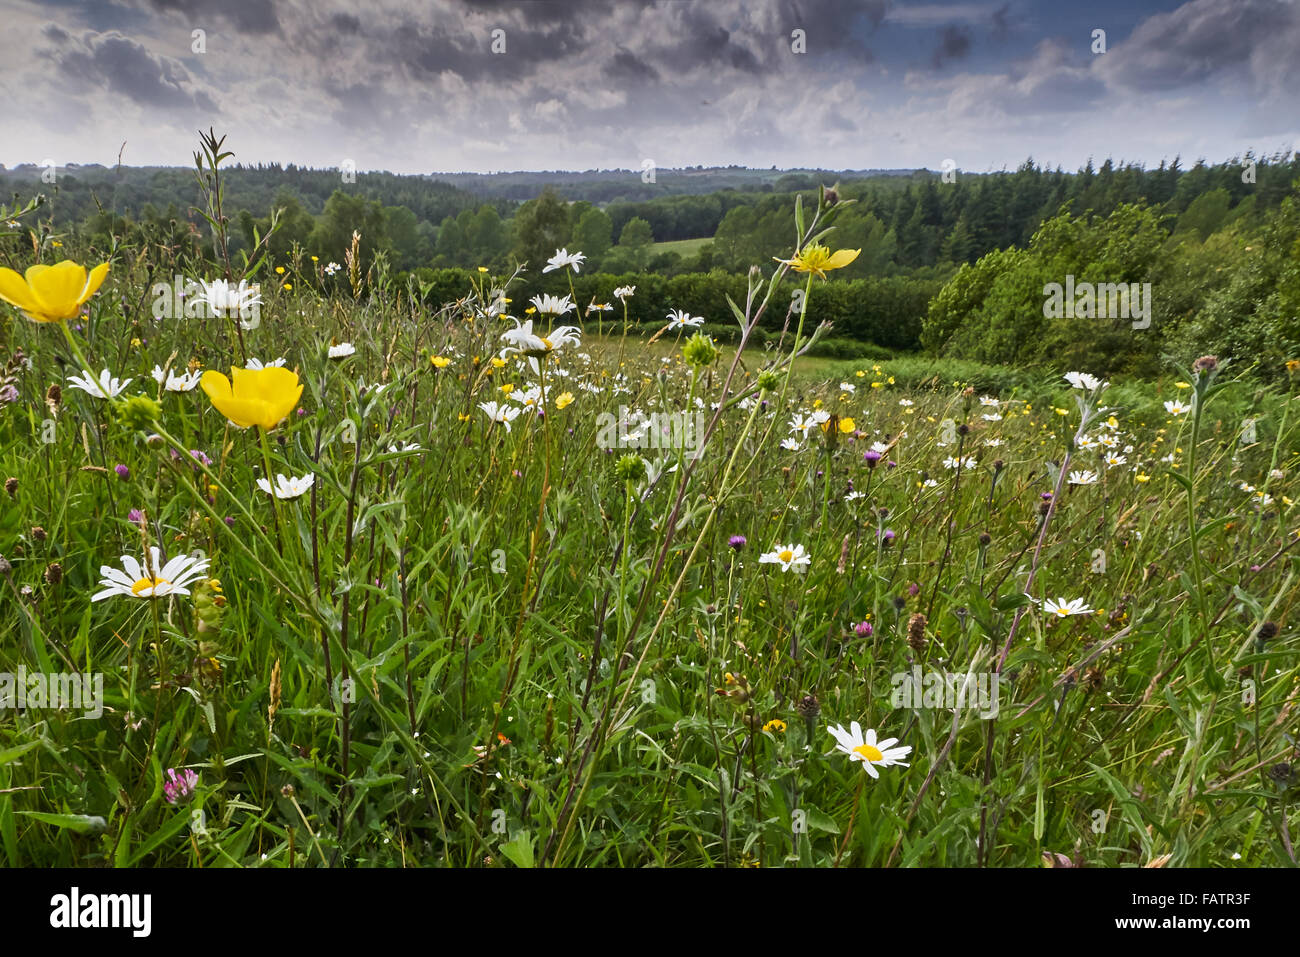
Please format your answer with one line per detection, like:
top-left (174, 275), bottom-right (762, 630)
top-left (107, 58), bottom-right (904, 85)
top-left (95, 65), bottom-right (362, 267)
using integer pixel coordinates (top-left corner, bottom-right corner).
top-left (310, 256), bottom-right (319, 262)
top-left (763, 719), bottom-right (787, 733)
top-left (776, 244), bottom-right (860, 279)
top-left (1135, 473), bottom-right (1150, 483)
top-left (555, 391), bottom-right (574, 410)
top-left (855, 370), bottom-right (865, 378)
top-left (838, 417), bottom-right (855, 434)
top-left (282, 282), bottom-right (292, 291)
top-left (431, 355), bottom-right (451, 369)
top-left (275, 266), bottom-right (285, 275)
top-left (491, 357), bottom-right (506, 368)
top-left (1286, 359), bottom-right (1300, 374)
top-left (477, 266), bottom-right (488, 273)
top-left (0, 260), bottom-right (110, 323)
top-left (499, 383), bottom-right (514, 395)
top-left (200, 366), bottom-right (303, 431)
top-left (1174, 381), bottom-right (1190, 389)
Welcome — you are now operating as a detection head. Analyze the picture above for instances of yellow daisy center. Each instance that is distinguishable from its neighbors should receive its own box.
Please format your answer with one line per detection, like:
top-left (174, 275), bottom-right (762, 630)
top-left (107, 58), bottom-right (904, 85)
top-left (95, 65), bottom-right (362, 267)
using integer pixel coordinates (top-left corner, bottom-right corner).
top-left (541, 337), bottom-right (553, 350)
top-left (853, 743), bottom-right (884, 762)
top-left (1055, 607), bottom-right (1070, 617)
top-left (778, 549), bottom-right (794, 563)
top-left (131, 576), bottom-right (170, 596)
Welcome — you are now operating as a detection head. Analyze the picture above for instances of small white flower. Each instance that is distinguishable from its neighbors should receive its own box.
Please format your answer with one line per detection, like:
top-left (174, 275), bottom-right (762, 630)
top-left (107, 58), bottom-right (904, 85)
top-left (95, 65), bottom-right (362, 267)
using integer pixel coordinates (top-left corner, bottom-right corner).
top-left (898, 398), bottom-right (913, 407)
top-left (943, 456), bottom-right (976, 470)
top-left (759, 543), bottom-right (810, 572)
top-left (666, 309), bottom-right (704, 330)
top-left (1068, 469), bottom-right (1099, 486)
top-left (324, 262), bottom-right (341, 276)
top-left (826, 722), bottom-right (912, 779)
top-left (839, 382), bottom-right (857, 394)
top-left (387, 442), bottom-right (422, 453)
top-left (979, 395), bottom-right (999, 407)
top-left (981, 413), bottom-right (1002, 421)
top-left (1037, 596), bottom-right (1094, 618)
top-left (542, 248), bottom-right (585, 274)
top-left (151, 365), bottom-right (202, 392)
top-left (67, 368), bottom-right (131, 400)
top-left (92, 547), bottom-right (210, 602)
top-left (780, 437), bottom-right (802, 451)
top-left (613, 285), bottom-right (636, 301)
top-left (245, 357), bottom-right (287, 370)
top-left (479, 400), bottom-right (522, 431)
top-left (1164, 399), bottom-right (1192, 416)
top-left (257, 473), bottom-right (314, 500)
top-left (529, 293), bottom-right (575, 317)
top-left (1064, 371), bottom-right (1103, 391)
top-left (328, 342), bottom-right (356, 359)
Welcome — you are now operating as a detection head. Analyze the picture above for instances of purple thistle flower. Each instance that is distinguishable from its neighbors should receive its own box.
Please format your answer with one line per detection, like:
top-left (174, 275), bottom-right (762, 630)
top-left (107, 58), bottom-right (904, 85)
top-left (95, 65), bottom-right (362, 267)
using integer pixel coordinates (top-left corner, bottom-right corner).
top-left (162, 768), bottom-right (198, 805)
top-left (224, 516), bottom-right (235, 527)
top-left (189, 449), bottom-right (212, 466)
top-left (114, 464), bottom-right (130, 480)
top-left (880, 528), bottom-right (896, 544)
top-left (728, 535), bottom-right (747, 550)
top-left (863, 450), bottom-right (882, 468)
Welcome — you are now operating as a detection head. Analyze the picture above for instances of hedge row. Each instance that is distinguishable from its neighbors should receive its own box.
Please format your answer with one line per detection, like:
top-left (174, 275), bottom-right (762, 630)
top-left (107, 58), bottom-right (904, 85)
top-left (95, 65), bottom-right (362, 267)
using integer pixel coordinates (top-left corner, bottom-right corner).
top-left (403, 267), bottom-right (940, 352)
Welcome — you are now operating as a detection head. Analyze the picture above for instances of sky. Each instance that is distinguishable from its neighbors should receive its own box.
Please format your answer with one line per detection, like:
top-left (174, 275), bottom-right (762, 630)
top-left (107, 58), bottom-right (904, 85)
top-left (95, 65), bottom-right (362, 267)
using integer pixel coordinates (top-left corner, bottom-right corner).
top-left (1, 0), bottom-right (1297, 175)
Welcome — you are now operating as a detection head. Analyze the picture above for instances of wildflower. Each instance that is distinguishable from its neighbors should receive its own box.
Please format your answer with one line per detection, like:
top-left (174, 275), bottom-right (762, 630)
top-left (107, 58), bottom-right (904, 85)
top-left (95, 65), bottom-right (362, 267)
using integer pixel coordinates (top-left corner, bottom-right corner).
top-left (127, 508), bottom-right (143, 524)
top-left (681, 332), bottom-right (719, 369)
top-left (195, 279), bottom-right (261, 323)
top-left (325, 262), bottom-right (341, 276)
top-left (613, 285), bottom-right (636, 301)
top-left (114, 464), bottom-right (130, 481)
top-left (1164, 399), bottom-right (1192, 416)
top-left (431, 355), bottom-right (451, 369)
top-left (328, 342), bottom-right (356, 359)
top-left (666, 309), bottom-right (704, 330)
top-left (0, 260), bottom-right (110, 323)
top-left (528, 294), bottom-right (575, 317)
top-left (1064, 371), bottom-right (1104, 391)
top-left (542, 248), bottom-right (586, 274)
top-left (826, 722), bottom-right (911, 778)
top-left (200, 366), bottom-right (303, 431)
top-left (1068, 469), bottom-right (1099, 486)
top-left (244, 357), bottom-right (287, 370)
top-left (163, 768), bottom-right (198, 804)
top-left (763, 719), bottom-right (787, 734)
top-left (151, 365), bottom-right (202, 392)
top-left (257, 473), bottom-right (314, 500)
top-left (1037, 596), bottom-right (1094, 618)
top-left (478, 400), bottom-right (521, 431)
top-left (775, 244), bottom-right (861, 279)
top-left (854, 620), bottom-right (873, 637)
top-left (92, 546), bottom-right (210, 602)
top-left (728, 535), bottom-right (747, 550)
top-left (555, 391), bottom-right (575, 410)
top-left (759, 543), bottom-right (810, 572)
top-left (67, 368), bottom-right (131, 400)
top-left (863, 449), bottom-right (882, 468)
top-left (943, 456), bottom-right (975, 470)
top-left (780, 438), bottom-right (801, 451)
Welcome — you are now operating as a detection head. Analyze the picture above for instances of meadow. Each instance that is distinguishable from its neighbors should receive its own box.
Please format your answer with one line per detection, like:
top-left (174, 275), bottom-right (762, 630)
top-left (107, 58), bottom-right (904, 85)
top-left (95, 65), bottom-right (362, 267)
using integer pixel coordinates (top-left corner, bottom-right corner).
top-left (0, 179), bottom-right (1298, 869)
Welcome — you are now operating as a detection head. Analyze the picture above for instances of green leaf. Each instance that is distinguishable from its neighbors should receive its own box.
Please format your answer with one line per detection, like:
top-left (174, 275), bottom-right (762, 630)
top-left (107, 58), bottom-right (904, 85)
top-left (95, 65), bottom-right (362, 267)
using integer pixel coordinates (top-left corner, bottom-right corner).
top-left (0, 740), bottom-right (40, 766)
top-left (17, 811), bottom-right (107, 835)
top-left (499, 830), bottom-right (535, 868)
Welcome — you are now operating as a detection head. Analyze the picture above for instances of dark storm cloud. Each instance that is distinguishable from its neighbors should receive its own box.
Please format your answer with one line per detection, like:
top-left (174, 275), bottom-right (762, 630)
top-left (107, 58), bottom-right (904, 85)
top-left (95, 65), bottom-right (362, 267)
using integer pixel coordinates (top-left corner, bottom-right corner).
top-left (145, 0), bottom-right (280, 34)
top-left (1103, 0), bottom-right (1299, 92)
top-left (932, 24), bottom-right (972, 67)
top-left (52, 30), bottom-right (217, 111)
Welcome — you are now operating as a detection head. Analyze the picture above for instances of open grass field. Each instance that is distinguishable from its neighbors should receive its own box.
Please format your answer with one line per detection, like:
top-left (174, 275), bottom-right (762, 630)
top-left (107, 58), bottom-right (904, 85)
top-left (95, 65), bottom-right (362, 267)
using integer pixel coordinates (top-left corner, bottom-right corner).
top-left (1, 187), bottom-right (1298, 870)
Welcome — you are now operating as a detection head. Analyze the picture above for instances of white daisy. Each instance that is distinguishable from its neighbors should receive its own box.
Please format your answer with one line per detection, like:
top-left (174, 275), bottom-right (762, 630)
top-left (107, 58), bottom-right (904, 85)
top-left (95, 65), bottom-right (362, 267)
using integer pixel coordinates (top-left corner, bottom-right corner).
top-left (780, 437), bottom-right (802, 451)
top-left (613, 285), bottom-right (636, 301)
top-left (666, 309), bottom-right (704, 330)
top-left (479, 400), bottom-right (522, 431)
top-left (1164, 399), bottom-right (1192, 416)
top-left (826, 722), bottom-right (912, 779)
top-left (245, 357), bottom-right (287, 370)
top-left (91, 546), bottom-right (210, 602)
top-left (1068, 469), bottom-right (1099, 486)
top-left (1064, 371), bottom-right (1104, 391)
top-left (257, 473), bottom-right (314, 500)
top-left (151, 365), bottom-right (202, 392)
top-left (195, 278), bottom-right (262, 322)
top-left (67, 368), bottom-right (131, 400)
top-left (541, 248), bottom-right (585, 274)
top-left (1037, 596), bottom-right (1094, 618)
top-left (528, 294), bottom-right (575, 317)
top-left (759, 543), bottom-right (811, 572)
top-left (328, 343), bottom-right (356, 359)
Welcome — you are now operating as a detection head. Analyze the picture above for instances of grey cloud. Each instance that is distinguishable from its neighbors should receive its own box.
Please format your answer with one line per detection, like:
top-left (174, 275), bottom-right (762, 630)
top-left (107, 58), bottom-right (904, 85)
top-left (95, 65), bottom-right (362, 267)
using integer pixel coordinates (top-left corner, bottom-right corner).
top-left (1102, 0), bottom-right (1299, 92)
top-left (53, 30), bottom-right (217, 112)
top-left (932, 25), bottom-right (972, 67)
top-left (145, 0), bottom-right (280, 34)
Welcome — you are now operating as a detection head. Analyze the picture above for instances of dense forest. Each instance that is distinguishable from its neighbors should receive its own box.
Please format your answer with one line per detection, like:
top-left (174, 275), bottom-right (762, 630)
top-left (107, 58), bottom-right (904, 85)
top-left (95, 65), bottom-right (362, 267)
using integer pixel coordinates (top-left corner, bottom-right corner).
top-left (3, 151), bottom-right (1298, 376)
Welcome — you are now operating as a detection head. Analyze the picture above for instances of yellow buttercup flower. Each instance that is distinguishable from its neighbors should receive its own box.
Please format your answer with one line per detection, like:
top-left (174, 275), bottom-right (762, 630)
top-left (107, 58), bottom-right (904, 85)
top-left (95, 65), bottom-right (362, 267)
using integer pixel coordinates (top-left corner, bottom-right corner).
top-left (431, 355), bottom-right (451, 369)
top-left (0, 260), bottom-right (110, 323)
top-left (200, 366), bottom-right (302, 431)
top-left (838, 417), bottom-right (855, 434)
top-left (555, 391), bottom-right (574, 410)
top-left (776, 244), bottom-right (860, 279)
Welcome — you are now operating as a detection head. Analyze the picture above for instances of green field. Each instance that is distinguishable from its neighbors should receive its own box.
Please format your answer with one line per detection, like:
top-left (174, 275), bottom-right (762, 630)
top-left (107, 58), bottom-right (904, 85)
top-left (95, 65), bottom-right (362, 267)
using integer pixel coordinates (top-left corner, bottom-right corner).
top-left (650, 237), bottom-right (714, 258)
